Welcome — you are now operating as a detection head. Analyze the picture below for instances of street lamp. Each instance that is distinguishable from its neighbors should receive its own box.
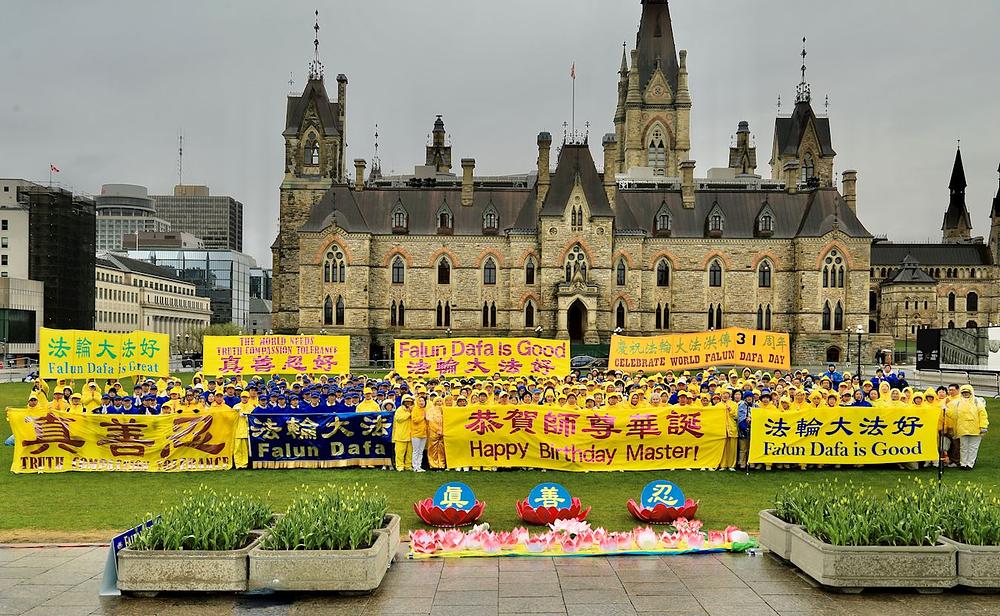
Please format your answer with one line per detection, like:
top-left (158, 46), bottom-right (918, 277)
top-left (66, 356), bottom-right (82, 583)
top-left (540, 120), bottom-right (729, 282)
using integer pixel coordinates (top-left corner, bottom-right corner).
top-left (614, 327), bottom-right (624, 336)
top-left (445, 328), bottom-right (452, 337)
top-left (320, 328), bottom-right (327, 335)
top-left (184, 333), bottom-right (190, 353)
top-left (854, 324), bottom-right (864, 379)
top-left (534, 325), bottom-right (543, 338)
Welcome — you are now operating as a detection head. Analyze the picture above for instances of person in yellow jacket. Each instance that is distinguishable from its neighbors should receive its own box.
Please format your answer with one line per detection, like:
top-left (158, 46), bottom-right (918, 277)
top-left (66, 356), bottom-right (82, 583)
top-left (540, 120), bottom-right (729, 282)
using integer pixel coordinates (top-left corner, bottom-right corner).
top-left (390, 397), bottom-right (410, 471)
top-left (948, 385), bottom-right (989, 469)
top-left (719, 391), bottom-right (738, 470)
top-left (425, 395), bottom-right (447, 469)
top-left (410, 395), bottom-right (428, 472)
top-left (177, 390), bottom-right (205, 414)
top-left (81, 382), bottom-right (102, 412)
top-left (66, 392), bottom-right (86, 413)
top-left (356, 388), bottom-right (380, 413)
top-left (232, 392), bottom-right (252, 469)
top-left (48, 389), bottom-right (69, 412)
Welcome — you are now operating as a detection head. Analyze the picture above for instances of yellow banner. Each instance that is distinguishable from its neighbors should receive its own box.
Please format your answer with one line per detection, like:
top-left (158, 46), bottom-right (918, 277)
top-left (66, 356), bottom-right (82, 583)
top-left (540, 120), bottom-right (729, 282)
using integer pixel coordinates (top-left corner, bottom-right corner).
top-left (610, 328), bottom-right (790, 373)
top-left (748, 404), bottom-right (939, 465)
top-left (442, 404), bottom-right (726, 471)
top-left (6, 409), bottom-right (236, 473)
top-left (203, 335), bottom-right (351, 376)
top-left (395, 338), bottom-right (570, 378)
top-left (40, 328), bottom-right (170, 379)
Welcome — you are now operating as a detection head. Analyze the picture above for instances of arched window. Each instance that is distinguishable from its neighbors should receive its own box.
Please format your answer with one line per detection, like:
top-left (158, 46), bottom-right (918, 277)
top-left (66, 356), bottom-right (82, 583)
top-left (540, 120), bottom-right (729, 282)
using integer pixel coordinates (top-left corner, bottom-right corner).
top-left (823, 250), bottom-right (844, 288)
top-left (655, 304), bottom-right (662, 330)
top-left (616, 302), bottom-right (626, 329)
top-left (662, 304), bottom-right (670, 329)
top-left (656, 260), bottom-right (670, 287)
top-left (709, 213), bottom-right (723, 232)
top-left (948, 320), bottom-right (955, 328)
top-left (869, 319), bottom-right (878, 333)
top-left (655, 207), bottom-right (671, 234)
top-left (436, 302), bottom-right (443, 327)
top-left (765, 305), bottom-right (772, 330)
top-left (436, 301), bottom-right (451, 328)
top-left (305, 134), bottom-right (320, 165)
top-left (834, 301), bottom-right (844, 331)
top-left (324, 247), bottom-right (346, 283)
top-left (616, 260), bottom-right (626, 286)
top-left (757, 305), bottom-right (764, 330)
top-left (335, 296), bottom-right (345, 325)
top-left (438, 210), bottom-right (452, 229)
top-left (482, 302), bottom-right (490, 327)
top-left (391, 257), bottom-right (405, 284)
top-left (437, 258), bottom-right (451, 285)
top-left (323, 296), bottom-right (333, 326)
top-left (801, 152), bottom-right (815, 182)
top-left (822, 301), bottom-right (832, 331)
top-left (525, 258), bottom-right (535, 285)
top-left (825, 346), bottom-right (841, 363)
top-left (647, 128), bottom-right (666, 175)
top-left (390, 300), bottom-right (397, 327)
top-left (948, 292), bottom-right (956, 312)
top-left (524, 301), bottom-right (535, 328)
top-left (398, 301), bottom-right (405, 327)
top-left (483, 258), bottom-right (497, 285)
top-left (565, 245), bottom-right (588, 283)
top-left (708, 260), bottom-right (722, 287)
top-left (967, 320), bottom-right (978, 329)
top-left (967, 292), bottom-right (979, 312)
top-left (758, 261), bottom-right (772, 288)
top-left (869, 291), bottom-right (877, 311)
top-left (905, 300), bottom-right (910, 310)
top-left (708, 304), bottom-right (717, 329)
top-left (490, 302), bottom-right (497, 328)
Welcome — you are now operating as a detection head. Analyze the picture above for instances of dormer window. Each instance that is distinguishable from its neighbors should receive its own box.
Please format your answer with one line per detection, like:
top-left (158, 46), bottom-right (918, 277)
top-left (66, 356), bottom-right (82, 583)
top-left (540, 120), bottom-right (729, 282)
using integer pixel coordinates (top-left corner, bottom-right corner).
top-left (801, 153), bottom-right (815, 183)
top-left (436, 203), bottom-right (453, 235)
top-left (654, 201), bottom-right (672, 237)
top-left (305, 132), bottom-right (320, 165)
top-left (756, 200), bottom-right (775, 237)
top-left (706, 202), bottom-right (724, 238)
top-left (483, 206), bottom-right (499, 235)
top-left (391, 201), bottom-right (408, 234)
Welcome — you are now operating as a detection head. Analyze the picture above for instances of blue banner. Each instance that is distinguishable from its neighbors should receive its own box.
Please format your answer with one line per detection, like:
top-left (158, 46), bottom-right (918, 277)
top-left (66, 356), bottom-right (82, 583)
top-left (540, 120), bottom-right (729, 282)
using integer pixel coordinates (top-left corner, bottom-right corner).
top-left (247, 411), bottom-right (394, 469)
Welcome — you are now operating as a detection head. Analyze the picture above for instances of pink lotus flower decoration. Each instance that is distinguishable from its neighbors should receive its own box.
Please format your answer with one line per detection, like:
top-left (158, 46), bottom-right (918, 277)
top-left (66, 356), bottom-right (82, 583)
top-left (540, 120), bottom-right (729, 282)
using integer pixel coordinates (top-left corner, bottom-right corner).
top-left (549, 518), bottom-right (592, 536)
top-left (525, 535), bottom-right (551, 553)
top-left (414, 498), bottom-right (486, 527)
top-left (683, 531), bottom-right (705, 549)
top-left (660, 531), bottom-right (682, 549)
top-left (634, 527), bottom-right (659, 550)
top-left (614, 531), bottom-right (634, 550)
top-left (599, 535), bottom-right (619, 551)
top-left (439, 529), bottom-right (466, 551)
top-left (408, 530), bottom-right (440, 554)
top-left (481, 533), bottom-right (502, 554)
top-left (674, 517), bottom-right (703, 533)
top-left (516, 496), bottom-right (591, 526)
top-left (725, 525), bottom-right (750, 544)
top-left (706, 530), bottom-right (726, 547)
top-left (626, 498), bottom-right (699, 525)
top-left (561, 534), bottom-right (581, 553)
top-left (494, 530), bottom-right (520, 550)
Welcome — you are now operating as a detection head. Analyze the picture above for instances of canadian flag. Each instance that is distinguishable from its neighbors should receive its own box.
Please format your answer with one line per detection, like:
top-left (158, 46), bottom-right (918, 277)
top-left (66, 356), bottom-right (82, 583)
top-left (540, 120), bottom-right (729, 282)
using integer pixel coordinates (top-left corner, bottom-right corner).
top-left (570, 63), bottom-right (575, 80)
top-left (50, 164), bottom-right (60, 173)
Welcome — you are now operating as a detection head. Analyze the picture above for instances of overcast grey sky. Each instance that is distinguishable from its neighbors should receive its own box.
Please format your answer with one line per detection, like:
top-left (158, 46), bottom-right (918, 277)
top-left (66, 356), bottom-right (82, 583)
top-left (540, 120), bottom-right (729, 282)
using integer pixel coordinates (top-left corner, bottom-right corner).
top-left (2, 0), bottom-right (998, 267)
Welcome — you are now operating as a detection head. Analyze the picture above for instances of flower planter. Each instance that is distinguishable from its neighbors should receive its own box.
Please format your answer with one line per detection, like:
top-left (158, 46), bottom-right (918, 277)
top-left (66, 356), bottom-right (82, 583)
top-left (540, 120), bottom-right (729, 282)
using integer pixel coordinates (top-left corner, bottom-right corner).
top-left (941, 537), bottom-right (1000, 589)
top-left (381, 514), bottom-right (401, 560)
top-left (117, 530), bottom-right (264, 593)
top-left (789, 526), bottom-right (956, 591)
top-left (248, 528), bottom-right (392, 592)
top-left (758, 509), bottom-right (797, 561)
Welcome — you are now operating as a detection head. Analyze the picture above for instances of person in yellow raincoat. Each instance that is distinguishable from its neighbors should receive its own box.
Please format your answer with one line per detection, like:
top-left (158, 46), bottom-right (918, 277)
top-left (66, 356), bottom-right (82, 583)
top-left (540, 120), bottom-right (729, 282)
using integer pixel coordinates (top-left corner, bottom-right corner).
top-left (357, 388), bottom-right (380, 413)
top-left (426, 395), bottom-right (446, 469)
top-left (720, 389), bottom-right (738, 470)
top-left (66, 392), bottom-right (86, 413)
top-left (81, 382), bottom-right (102, 412)
top-left (232, 391), bottom-right (252, 469)
top-left (948, 385), bottom-right (989, 469)
top-left (410, 394), bottom-right (427, 472)
top-left (391, 396), bottom-right (411, 471)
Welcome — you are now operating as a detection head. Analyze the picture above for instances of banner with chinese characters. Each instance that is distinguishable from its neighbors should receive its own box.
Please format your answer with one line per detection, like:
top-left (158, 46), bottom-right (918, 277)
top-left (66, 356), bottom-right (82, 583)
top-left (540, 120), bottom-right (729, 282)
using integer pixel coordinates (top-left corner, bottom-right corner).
top-left (442, 404), bottom-right (726, 471)
top-left (247, 411), bottom-right (393, 468)
top-left (203, 335), bottom-right (351, 376)
top-left (748, 404), bottom-right (939, 465)
top-left (40, 328), bottom-right (169, 379)
top-left (6, 409), bottom-right (236, 473)
top-left (609, 328), bottom-right (790, 373)
top-left (394, 338), bottom-right (570, 378)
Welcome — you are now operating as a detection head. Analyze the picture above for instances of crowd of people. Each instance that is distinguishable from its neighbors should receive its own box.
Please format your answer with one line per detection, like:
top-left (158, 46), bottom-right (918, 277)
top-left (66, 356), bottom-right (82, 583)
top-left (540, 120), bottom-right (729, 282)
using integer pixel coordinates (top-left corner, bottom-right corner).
top-left (21, 362), bottom-right (990, 471)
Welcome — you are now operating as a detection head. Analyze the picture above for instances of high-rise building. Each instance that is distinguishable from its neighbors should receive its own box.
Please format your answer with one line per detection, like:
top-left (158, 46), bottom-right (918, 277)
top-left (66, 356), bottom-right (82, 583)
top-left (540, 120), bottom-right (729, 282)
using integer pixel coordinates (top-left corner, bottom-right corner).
top-left (18, 184), bottom-right (96, 330)
top-left (152, 185), bottom-right (244, 251)
top-left (95, 184), bottom-right (171, 252)
top-left (250, 267), bottom-right (272, 300)
top-left (126, 249), bottom-right (256, 327)
top-left (0, 180), bottom-right (45, 358)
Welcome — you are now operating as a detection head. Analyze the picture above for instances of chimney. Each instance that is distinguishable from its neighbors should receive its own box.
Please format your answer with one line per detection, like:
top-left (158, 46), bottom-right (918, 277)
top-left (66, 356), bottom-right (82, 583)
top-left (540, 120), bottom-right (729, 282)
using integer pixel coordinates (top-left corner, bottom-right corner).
top-left (602, 133), bottom-right (618, 206)
top-left (536, 132), bottom-right (552, 207)
top-left (842, 170), bottom-right (858, 213)
top-left (336, 74), bottom-right (348, 123)
top-left (461, 158), bottom-right (475, 206)
top-left (676, 50), bottom-right (691, 105)
top-left (783, 160), bottom-right (800, 194)
top-left (680, 160), bottom-right (696, 209)
top-left (354, 159), bottom-right (366, 192)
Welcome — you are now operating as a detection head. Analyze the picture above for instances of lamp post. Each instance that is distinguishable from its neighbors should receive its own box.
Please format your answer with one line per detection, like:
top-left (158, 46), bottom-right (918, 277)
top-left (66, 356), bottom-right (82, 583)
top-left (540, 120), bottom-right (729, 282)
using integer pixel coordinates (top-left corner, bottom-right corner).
top-left (184, 333), bottom-right (190, 354)
top-left (854, 324), bottom-right (864, 379)
top-left (445, 328), bottom-right (452, 337)
top-left (534, 325), bottom-right (543, 338)
top-left (614, 327), bottom-right (623, 336)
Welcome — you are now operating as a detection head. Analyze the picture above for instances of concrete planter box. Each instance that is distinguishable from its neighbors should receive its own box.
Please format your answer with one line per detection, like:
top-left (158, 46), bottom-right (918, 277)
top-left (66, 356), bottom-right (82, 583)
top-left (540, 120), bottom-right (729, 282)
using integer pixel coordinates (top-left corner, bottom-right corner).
top-left (381, 514), bottom-right (401, 560)
top-left (941, 537), bottom-right (1000, 588)
top-left (789, 526), bottom-right (956, 591)
top-left (249, 528), bottom-right (391, 592)
top-left (117, 531), bottom-right (264, 593)
top-left (758, 510), bottom-right (797, 561)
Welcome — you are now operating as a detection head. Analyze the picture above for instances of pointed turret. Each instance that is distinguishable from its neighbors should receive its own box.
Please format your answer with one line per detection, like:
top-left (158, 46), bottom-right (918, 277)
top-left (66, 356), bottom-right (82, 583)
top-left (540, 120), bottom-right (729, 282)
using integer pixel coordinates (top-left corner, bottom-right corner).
top-left (942, 146), bottom-right (973, 242)
top-left (635, 0), bottom-right (679, 94)
top-left (989, 162), bottom-right (1000, 264)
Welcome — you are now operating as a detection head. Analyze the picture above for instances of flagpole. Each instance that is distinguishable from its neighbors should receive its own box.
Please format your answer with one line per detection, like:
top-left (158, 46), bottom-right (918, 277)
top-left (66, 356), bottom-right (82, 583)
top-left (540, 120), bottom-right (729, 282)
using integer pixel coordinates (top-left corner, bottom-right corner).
top-left (572, 63), bottom-right (576, 137)
top-left (49, 165), bottom-right (52, 187)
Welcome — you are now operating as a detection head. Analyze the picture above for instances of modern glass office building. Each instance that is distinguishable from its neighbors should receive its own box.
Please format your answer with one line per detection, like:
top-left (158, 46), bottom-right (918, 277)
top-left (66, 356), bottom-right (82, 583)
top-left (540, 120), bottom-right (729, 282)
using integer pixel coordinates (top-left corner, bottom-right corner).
top-left (126, 249), bottom-right (257, 327)
top-left (95, 184), bottom-right (170, 252)
top-left (151, 185), bottom-right (243, 251)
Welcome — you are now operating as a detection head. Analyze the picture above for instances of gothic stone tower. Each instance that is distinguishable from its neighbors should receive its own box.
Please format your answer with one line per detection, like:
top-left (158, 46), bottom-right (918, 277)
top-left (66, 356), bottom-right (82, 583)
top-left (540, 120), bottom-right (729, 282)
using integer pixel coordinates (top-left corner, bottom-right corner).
top-left (942, 147), bottom-right (973, 243)
top-left (613, 0), bottom-right (692, 177)
top-left (272, 16), bottom-right (348, 333)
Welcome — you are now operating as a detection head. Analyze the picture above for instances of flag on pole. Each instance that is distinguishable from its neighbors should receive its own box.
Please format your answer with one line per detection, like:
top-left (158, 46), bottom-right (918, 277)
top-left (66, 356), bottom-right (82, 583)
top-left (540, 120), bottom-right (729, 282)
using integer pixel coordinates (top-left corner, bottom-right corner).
top-left (570, 63), bottom-right (576, 80)
top-left (50, 164), bottom-right (60, 173)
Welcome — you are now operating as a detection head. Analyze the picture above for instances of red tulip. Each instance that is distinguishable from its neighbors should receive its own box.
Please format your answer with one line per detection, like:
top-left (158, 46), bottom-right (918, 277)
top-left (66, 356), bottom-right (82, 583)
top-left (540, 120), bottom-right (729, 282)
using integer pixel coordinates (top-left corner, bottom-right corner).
top-left (514, 497), bottom-right (591, 526)
top-left (413, 498), bottom-right (486, 528)
top-left (626, 498), bottom-right (699, 525)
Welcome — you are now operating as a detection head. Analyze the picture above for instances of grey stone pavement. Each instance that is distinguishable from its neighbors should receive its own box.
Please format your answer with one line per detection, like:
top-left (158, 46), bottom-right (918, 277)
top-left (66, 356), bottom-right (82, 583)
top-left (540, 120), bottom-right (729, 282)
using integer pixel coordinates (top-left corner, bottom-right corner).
top-left (3, 544), bottom-right (1000, 616)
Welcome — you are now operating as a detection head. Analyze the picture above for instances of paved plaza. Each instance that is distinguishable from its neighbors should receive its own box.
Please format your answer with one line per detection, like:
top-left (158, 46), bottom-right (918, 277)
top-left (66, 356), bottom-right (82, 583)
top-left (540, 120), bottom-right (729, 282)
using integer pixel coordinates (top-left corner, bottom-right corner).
top-left (2, 544), bottom-right (1000, 616)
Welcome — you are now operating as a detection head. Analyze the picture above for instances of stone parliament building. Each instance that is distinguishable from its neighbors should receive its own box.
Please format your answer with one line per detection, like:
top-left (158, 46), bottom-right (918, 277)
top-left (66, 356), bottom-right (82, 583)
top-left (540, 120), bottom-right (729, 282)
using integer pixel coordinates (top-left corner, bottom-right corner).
top-left (272, 0), bottom-right (1000, 365)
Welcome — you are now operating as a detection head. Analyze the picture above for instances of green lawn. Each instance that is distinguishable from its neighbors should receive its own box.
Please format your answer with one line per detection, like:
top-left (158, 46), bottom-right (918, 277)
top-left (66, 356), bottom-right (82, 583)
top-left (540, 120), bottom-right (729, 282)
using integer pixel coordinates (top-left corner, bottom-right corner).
top-left (2, 381), bottom-right (999, 542)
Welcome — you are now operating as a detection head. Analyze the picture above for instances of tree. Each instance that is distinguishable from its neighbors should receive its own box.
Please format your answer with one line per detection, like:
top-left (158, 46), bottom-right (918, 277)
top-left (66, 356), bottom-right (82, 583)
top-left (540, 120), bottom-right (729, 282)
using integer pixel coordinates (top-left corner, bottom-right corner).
top-left (184, 323), bottom-right (243, 351)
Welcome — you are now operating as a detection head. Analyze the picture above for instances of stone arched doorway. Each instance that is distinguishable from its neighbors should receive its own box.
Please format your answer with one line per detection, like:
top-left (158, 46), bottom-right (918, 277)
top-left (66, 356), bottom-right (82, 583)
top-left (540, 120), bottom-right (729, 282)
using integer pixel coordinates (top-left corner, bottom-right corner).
top-left (567, 300), bottom-right (588, 343)
top-left (825, 346), bottom-right (842, 363)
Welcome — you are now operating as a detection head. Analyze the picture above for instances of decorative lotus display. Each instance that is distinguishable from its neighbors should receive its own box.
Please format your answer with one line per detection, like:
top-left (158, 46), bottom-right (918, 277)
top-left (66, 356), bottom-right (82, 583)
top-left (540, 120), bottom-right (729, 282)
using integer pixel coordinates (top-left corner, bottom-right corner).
top-left (414, 482), bottom-right (486, 527)
top-left (627, 480), bottom-right (699, 524)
